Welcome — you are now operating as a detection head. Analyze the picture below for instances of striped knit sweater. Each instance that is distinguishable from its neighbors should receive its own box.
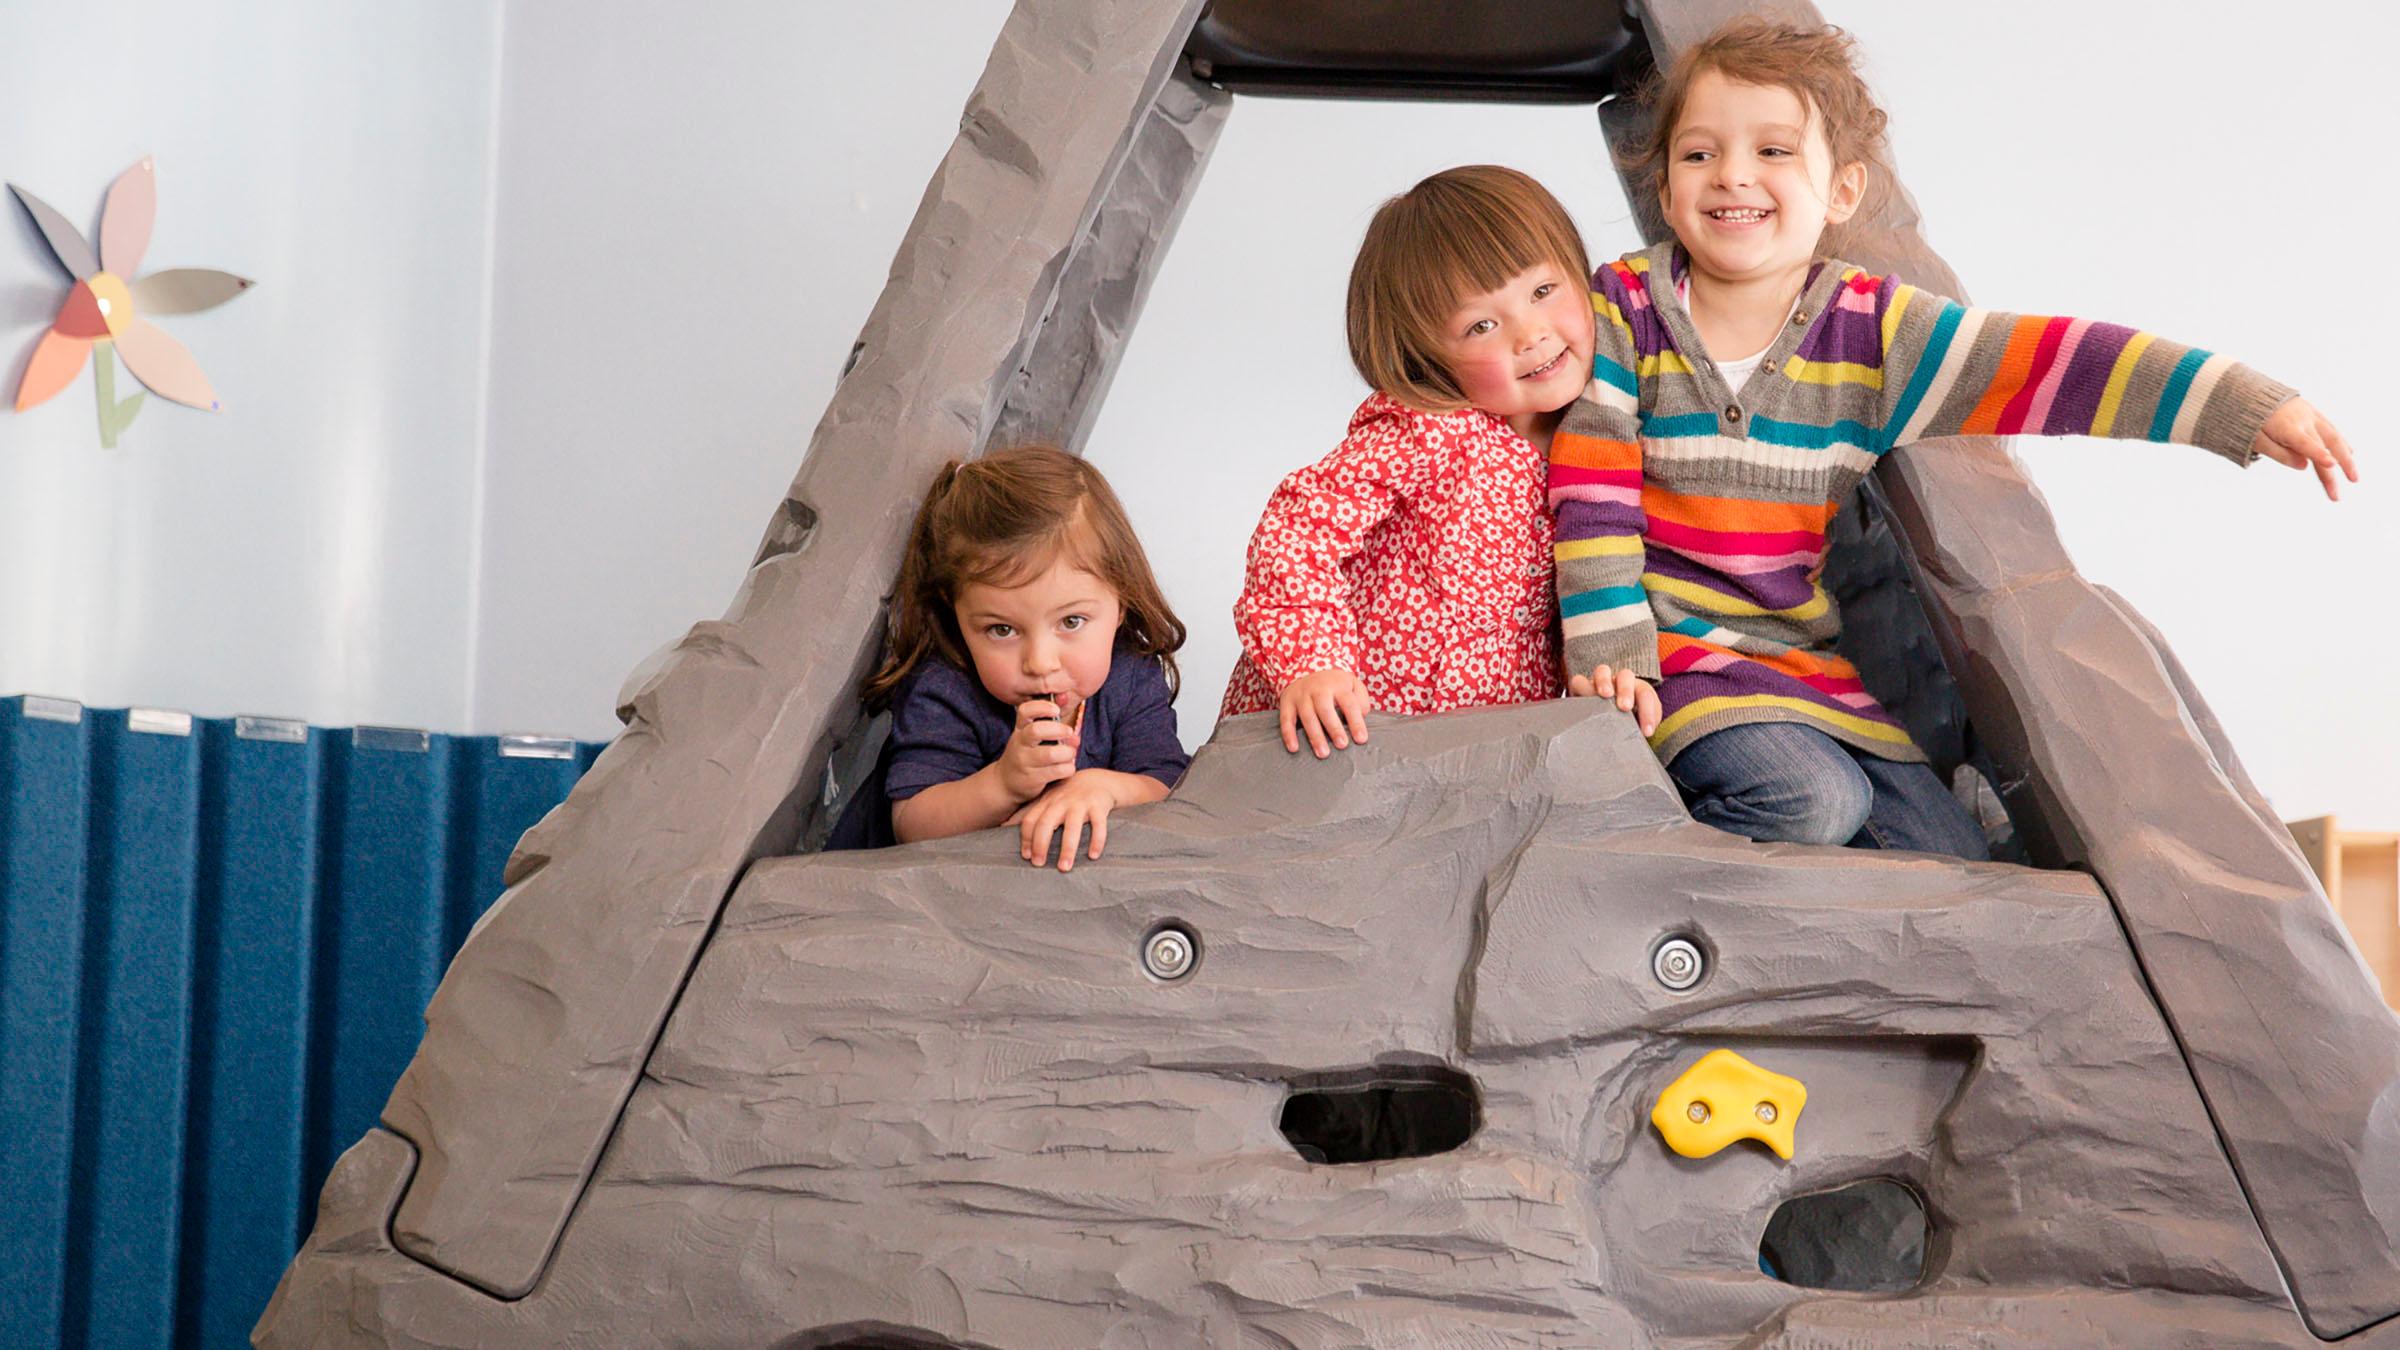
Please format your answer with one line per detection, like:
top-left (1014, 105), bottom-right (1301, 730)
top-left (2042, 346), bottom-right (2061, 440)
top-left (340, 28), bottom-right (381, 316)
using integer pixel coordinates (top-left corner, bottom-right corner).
top-left (1551, 240), bottom-right (2294, 766)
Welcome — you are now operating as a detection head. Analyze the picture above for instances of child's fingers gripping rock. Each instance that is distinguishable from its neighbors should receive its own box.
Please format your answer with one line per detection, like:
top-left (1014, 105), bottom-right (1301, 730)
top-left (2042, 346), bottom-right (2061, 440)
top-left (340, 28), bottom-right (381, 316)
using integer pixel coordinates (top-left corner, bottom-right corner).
top-left (1610, 667), bottom-right (1646, 716)
top-left (1567, 663), bottom-right (1617, 699)
top-left (1631, 679), bottom-right (1663, 736)
top-left (1569, 664), bottom-right (1662, 735)
top-left (1332, 677), bottom-right (1370, 749)
top-left (1018, 779), bottom-right (1113, 871)
top-left (1019, 800), bottom-right (1052, 866)
top-left (1278, 669), bottom-right (1372, 759)
top-left (1044, 800), bottom-right (1102, 873)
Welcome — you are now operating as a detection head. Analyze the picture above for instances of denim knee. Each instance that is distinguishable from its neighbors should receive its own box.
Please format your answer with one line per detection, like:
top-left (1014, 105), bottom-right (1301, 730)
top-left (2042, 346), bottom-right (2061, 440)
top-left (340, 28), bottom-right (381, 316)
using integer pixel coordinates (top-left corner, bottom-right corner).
top-left (1772, 764), bottom-right (1873, 845)
top-left (1671, 723), bottom-right (1875, 847)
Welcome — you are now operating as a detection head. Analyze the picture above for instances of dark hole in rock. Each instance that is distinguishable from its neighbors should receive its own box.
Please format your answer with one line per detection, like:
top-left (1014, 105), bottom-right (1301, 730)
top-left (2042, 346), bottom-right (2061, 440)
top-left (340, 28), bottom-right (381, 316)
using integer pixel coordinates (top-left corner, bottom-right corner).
top-left (784, 1324), bottom-right (988, 1349)
top-left (1277, 1065), bottom-right (1479, 1164)
top-left (1757, 1177), bottom-right (1927, 1292)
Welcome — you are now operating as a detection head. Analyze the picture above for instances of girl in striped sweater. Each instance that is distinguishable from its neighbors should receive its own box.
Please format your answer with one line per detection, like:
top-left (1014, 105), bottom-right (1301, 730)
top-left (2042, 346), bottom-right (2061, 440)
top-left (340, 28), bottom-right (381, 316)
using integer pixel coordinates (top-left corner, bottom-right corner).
top-left (1550, 19), bottom-right (2358, 857)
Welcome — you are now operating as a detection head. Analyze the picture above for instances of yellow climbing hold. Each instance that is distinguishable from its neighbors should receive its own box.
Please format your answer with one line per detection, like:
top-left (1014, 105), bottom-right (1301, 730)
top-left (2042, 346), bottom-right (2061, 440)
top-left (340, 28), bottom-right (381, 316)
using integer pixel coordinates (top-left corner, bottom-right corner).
top-left (1650, 1049), bottom-right (1806, 1160)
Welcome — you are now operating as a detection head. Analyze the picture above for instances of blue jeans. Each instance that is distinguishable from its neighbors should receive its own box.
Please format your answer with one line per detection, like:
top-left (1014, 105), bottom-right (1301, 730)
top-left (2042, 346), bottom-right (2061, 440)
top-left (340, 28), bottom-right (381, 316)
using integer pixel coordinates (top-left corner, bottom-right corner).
top-left (1668, 722), bottom-right (1990, 860)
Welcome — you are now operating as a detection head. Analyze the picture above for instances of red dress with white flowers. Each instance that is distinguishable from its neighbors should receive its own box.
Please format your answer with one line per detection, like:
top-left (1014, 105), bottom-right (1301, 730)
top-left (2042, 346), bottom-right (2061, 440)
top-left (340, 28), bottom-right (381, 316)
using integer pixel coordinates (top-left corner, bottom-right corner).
top-left (1222, 393), bottom-right (1561, 719)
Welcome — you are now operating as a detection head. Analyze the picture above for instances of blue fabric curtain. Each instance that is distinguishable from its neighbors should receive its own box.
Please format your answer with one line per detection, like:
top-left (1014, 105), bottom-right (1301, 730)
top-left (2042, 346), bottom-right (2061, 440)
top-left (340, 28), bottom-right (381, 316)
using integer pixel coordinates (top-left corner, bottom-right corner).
top-left (0, 699), bottom-right (603, 1348)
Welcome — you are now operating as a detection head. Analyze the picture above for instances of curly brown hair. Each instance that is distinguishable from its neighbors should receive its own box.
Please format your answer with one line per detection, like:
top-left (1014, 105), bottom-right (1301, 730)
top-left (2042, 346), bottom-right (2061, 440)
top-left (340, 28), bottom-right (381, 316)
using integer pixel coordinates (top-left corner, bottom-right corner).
top-left (1623, 18), bottom-right (1892, 248)
top-left (1346, 165), bottom-right (1592, 413)
top-left (862, 446), bottom-right (1184, 710)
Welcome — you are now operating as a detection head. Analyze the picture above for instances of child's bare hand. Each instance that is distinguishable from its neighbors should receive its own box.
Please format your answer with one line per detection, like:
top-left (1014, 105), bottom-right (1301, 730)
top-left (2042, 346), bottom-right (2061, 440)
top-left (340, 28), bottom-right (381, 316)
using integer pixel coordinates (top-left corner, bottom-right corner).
top-left (1278, 668), bottom-right (1371, 758)
top-left (2252, 398), bottom-right (2359, 501)
top-left (1010, 770), bottom-right (1120, 871)
top-left (999, 698), bottom-right (1080, 800)
top-left (1567, 663), bottom-right (1662, 736)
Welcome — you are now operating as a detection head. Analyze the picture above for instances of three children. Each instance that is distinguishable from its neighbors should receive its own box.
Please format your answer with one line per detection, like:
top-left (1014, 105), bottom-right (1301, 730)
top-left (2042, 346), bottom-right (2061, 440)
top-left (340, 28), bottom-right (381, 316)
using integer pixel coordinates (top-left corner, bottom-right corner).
top-left (854, 17), bottom-right (2356, 868)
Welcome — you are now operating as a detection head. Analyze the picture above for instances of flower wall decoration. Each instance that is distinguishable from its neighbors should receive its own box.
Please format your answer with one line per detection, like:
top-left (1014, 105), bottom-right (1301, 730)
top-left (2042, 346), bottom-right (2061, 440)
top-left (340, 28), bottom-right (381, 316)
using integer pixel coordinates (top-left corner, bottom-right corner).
top-left (10, 157), bottom-right (254, 447)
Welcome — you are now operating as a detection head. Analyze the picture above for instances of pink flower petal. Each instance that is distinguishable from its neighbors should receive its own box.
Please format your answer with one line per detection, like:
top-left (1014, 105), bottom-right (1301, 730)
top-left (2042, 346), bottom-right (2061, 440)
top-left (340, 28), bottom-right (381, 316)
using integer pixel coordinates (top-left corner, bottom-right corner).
top-left (113, 316), bottom-right (218, 411)
top-left (130, 268), bottom-right (256, 316)
top-left (100, 157), bottom-right (157, 278)
top-left (15, 329), bottom-right (92, 411)
top-left (8, 183), bottom-right (98, 280)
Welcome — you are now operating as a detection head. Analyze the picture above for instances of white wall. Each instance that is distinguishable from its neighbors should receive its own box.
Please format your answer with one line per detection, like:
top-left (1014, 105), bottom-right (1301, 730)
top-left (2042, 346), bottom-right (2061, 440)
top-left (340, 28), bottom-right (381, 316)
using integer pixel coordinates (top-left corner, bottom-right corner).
top-left (464, 1), bottom-right (1014, 734)
top-left (5, 0), bottom-right (2394, 831)
top-left (0, 1), bottom-right (501, 731)
top-left (1831, 0), bottom-right (2400, 831)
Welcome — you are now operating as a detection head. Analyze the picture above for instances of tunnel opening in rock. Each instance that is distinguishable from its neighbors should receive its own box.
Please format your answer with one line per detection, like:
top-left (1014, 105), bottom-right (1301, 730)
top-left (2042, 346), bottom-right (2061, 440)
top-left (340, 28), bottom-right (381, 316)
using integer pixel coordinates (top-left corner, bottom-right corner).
top-left (784, 1323), bottom-right (988, 1349)
top-left (1277, 1065), bottom-right (1480, 1164)
top-left (1757, 1177), bottom-right (1928, 1292)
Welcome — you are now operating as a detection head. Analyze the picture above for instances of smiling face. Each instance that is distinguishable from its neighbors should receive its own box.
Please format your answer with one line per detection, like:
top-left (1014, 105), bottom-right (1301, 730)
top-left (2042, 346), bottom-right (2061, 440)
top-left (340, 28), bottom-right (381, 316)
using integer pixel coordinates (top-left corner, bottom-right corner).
top-left (952, 553), bottom-right (1124, 709)
top-left (1431, 260), bottom-right (1596, 436)
top-left (1661, 71), bottom-right (1865, 288)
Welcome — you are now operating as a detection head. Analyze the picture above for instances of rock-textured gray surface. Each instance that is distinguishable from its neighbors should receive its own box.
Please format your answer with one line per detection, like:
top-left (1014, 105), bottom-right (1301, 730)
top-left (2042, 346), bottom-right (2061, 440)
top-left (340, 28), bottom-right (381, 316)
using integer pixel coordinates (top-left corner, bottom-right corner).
top-left (262, 0), bottom-right (2400, 1341)
top-left (264, 706), bottom-right (2372, 1345)
top-left (371, 0), bottom-right (1217, 1299)
top-left (985, 68), bottom-right (1228, 459)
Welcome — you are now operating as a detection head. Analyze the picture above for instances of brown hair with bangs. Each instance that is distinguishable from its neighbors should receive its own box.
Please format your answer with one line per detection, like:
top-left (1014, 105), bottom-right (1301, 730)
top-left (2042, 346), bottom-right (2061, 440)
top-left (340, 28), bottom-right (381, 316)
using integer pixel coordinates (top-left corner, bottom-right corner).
top-left (1347, 164), bottom-right (1592, 412)
top-left (863, 445), bottom-right (1185, 709)
top-left (1624, 18), bottom-right (1891, 247)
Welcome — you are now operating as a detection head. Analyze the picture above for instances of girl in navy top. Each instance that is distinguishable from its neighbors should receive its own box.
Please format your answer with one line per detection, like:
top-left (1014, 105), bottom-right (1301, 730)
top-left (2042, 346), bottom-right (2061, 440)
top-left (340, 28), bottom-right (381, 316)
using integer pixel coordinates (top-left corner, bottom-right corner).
top-left (835, 445), bottom-right (1190, 868)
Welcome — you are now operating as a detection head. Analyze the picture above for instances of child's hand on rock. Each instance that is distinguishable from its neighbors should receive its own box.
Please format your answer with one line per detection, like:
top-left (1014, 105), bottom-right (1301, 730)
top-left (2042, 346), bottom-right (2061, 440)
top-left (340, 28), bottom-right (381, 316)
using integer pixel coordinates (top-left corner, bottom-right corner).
top-left (2252, 397), bottom-right (2359, 500)
top-left (1011, 770), bottom-right (1115, 871)
top-left (1278, 668), bottom-right (1372, 758)
top-left (1007, 769), bottom-right (1167, 871)
top-left (1568, 663), bottom-right (1661, 737)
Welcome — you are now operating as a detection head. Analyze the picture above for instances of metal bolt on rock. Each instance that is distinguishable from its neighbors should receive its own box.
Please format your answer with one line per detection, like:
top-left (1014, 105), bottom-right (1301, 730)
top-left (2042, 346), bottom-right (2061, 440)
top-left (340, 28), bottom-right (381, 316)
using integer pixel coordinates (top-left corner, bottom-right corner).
top-left (1142, 925), bottom-right (1197, 981)
top-left (1653, 937), bottom-right (1706, 991)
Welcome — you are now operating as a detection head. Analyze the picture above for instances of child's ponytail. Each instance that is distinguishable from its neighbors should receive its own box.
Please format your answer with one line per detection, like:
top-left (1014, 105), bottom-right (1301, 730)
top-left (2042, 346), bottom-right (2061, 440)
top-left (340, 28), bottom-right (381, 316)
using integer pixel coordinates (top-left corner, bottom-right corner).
top-left (862, 459), bottom-right (967, 710)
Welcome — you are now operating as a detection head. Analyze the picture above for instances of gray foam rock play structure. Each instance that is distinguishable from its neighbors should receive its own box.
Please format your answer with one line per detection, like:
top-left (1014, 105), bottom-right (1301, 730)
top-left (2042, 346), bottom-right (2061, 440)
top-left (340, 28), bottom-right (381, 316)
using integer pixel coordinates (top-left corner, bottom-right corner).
top-left (260, 0), bottom-right (2400, 1344)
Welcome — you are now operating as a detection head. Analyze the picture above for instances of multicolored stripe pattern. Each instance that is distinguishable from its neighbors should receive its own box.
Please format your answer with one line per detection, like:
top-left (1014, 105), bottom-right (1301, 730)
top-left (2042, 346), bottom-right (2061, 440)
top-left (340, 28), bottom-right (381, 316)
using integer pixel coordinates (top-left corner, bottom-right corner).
top-left (1552, 241), bottom-right (2295, 766)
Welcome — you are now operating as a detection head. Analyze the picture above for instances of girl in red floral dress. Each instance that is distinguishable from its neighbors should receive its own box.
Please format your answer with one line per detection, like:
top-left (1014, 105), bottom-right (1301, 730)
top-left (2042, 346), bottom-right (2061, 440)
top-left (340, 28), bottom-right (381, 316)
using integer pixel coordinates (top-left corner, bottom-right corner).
top-left (1222, 164), bottom-right (1659, 756)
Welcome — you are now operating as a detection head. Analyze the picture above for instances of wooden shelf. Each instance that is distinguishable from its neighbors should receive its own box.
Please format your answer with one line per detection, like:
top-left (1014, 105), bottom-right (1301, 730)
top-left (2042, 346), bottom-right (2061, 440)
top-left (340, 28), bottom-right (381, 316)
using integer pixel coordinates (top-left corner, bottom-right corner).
top-left (2289, 816), bottom-right (2400, 1011)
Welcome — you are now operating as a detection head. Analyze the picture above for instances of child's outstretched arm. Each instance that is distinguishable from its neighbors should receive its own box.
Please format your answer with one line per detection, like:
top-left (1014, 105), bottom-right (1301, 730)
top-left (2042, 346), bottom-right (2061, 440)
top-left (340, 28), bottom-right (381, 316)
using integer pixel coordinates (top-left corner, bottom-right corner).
top-left (1551, 265), bottom-right (1663, 707)
top-left (1871, 276), bottom-right (2358, 496)
top-left (1233, 411), bottom-right (1432, 757)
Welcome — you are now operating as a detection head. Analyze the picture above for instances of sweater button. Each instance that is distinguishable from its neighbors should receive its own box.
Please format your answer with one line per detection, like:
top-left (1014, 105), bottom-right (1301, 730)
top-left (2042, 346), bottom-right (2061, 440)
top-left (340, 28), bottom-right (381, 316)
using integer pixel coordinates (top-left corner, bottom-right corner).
top-left (1723, 404), bottom-right (1743, 423)
top-left (1791, 309), bottom-right (1809, 325)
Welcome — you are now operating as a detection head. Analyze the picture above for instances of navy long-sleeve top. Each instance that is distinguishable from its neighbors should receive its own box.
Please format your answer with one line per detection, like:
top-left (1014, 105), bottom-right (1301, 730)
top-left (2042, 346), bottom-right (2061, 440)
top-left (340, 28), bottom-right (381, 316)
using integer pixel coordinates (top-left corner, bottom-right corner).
top-left (828, 650), bottom-right (1189, 850)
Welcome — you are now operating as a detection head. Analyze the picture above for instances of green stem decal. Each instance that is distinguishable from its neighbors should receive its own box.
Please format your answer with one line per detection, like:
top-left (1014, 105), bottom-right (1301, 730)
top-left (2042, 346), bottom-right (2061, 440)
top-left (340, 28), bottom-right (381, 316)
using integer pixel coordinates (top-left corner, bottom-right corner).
top-left (92, 340), bottom-right (145, 449)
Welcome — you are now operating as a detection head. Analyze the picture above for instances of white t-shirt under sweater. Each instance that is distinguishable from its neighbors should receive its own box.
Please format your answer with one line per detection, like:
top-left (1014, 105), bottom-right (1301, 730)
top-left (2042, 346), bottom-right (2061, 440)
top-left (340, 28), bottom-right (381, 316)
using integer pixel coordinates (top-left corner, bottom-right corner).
top-left (1677, 276), bottom-right (1795, 390)
top-left (1715, 343), bottom-right (1772, 387)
